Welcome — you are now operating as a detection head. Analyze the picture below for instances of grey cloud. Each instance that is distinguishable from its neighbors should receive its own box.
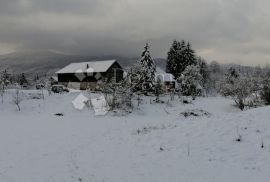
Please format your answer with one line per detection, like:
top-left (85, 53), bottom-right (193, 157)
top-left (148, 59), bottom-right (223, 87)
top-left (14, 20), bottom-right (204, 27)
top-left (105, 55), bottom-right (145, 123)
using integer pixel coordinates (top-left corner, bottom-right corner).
top-left (0, 0), bottom-right (270, 65)
top-left (0, 0), bottom-right (118, 16)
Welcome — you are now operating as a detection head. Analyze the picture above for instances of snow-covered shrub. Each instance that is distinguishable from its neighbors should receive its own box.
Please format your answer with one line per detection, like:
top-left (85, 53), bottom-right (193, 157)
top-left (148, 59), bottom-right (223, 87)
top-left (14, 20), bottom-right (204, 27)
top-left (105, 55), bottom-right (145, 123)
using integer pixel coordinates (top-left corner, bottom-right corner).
top-left (220, 76), bottom-right (258, 110)
top-left (178, 65), bottom-right (203, 100)
top-left (101, 78), bottom-right (133, 112)
top-left (126, 64), bottom-right (148, 92)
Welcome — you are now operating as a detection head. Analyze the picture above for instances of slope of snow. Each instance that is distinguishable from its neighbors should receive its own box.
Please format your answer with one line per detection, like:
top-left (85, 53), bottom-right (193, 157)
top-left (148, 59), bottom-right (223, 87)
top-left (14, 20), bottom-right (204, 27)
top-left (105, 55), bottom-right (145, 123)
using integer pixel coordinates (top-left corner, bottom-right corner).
top-left (0, 91), bottom-right (270, 182)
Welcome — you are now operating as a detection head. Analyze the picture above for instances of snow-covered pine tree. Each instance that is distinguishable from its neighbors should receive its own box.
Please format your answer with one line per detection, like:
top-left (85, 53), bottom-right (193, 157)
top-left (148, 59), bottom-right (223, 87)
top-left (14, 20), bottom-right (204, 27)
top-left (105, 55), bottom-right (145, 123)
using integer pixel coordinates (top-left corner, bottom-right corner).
top-left (166, 40), bottom-right (197, 79)
top-left (183, 42), bottom-right (196, 67)
top-left (139, 43), bottom-right (156, 83)
top-left (0, 69), bottom-right (11, 86)
top-left (19, 73), bottom-right (28, 86)
top-left (166, 40), bottom-right (182, 78)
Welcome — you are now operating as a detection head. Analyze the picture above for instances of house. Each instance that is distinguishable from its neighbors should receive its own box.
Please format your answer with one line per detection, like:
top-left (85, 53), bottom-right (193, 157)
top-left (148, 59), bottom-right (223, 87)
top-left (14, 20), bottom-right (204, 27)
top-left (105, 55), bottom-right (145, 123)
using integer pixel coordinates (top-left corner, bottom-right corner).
top-left (56, 60), bottom-right (123, 90)
top-left (155, 67), bottom-right (176, 91)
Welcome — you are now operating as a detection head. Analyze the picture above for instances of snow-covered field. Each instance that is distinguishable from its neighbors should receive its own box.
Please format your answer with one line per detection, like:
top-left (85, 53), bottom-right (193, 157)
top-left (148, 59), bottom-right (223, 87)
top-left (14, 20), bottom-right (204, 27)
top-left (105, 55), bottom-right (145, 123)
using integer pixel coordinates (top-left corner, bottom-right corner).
top-left (1, 90), bottom-right (270, 182)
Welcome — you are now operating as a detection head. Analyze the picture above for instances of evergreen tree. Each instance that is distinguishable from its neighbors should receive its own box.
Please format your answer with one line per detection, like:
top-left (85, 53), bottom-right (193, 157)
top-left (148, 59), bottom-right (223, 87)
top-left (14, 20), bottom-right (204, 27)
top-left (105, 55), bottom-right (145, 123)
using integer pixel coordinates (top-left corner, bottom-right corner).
top-left (166, 40), bottom-right (197, 79)
top-left (19, 73), bottom-right (28, 86)
top-left (226, 67), bottom-right (239, 84)
top-left (166, 40), bottom-right (182, 78)
top-left (184, 42), bottom-right (196, 66)
top-left (138, 43), bottom-right (156, 83)
top-left (0, 69), bottom-right (11, 86)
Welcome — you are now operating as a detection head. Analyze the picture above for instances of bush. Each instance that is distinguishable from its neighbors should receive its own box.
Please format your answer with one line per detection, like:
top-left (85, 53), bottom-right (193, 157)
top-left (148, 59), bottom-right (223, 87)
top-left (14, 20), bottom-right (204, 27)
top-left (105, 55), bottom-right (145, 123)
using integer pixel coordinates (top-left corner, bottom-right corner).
top-left (178, 65), bottom-right (203, 99)
top-left (101, 78), bottom-right (133, 112)
top-left (220, 77), bottom-right (258, 110)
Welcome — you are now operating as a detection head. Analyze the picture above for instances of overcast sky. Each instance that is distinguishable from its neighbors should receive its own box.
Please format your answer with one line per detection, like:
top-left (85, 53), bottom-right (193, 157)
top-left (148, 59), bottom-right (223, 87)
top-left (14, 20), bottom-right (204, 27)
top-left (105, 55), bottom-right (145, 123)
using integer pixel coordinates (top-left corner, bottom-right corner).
top-left (0, 0), bottom-right (270, 65)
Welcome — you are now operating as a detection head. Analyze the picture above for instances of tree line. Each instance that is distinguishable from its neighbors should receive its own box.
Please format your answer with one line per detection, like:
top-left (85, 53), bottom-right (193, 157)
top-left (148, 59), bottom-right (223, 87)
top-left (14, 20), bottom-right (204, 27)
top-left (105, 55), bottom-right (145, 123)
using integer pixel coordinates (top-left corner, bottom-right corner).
top-left (1, 40), bottom-right (270, 112)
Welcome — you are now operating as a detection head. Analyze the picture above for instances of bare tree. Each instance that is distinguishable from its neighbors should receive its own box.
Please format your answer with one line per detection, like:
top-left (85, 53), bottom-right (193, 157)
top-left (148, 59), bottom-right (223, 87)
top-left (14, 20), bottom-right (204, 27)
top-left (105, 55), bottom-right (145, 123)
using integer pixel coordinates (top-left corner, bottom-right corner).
top-left (13, 89), bottom-right (23, 111)
top-left (154, 77), bottom-right (164, 103)
top-left (0, 83), bottom-right (5, 104)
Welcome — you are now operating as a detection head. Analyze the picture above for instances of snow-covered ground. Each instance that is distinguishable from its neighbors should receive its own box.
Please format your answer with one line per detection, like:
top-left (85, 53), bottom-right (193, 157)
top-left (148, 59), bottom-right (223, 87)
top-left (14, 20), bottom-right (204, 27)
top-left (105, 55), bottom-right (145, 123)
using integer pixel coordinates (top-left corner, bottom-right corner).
top-left (1, 90), bottom-right (270, 182)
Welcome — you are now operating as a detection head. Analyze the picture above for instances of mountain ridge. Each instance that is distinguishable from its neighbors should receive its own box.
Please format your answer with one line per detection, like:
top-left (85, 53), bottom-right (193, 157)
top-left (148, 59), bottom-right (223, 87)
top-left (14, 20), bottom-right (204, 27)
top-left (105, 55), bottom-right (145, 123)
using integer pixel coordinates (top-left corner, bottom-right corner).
top-left (0, 50), bottom-right (167, 76)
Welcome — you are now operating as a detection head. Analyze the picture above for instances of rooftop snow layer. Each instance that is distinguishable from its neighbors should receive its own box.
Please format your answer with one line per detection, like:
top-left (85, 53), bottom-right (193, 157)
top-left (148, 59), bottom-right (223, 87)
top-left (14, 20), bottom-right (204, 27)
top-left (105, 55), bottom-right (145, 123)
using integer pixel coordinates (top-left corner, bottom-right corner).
top-left (56, 60), bottom-right (116, 74)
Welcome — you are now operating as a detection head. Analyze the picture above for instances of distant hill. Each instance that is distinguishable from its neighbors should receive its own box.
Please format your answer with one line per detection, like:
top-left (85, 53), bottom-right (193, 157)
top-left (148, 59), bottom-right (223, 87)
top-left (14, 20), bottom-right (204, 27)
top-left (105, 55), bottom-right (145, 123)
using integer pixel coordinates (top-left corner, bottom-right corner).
top-left (0, 50), bottom-right (167, 76)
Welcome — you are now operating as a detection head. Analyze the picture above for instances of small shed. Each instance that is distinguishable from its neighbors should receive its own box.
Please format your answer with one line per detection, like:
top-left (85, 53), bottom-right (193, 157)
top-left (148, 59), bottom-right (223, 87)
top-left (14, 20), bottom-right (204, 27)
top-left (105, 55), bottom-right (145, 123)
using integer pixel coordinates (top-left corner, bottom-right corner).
top-left (155, 67), bottom-right (176, 90)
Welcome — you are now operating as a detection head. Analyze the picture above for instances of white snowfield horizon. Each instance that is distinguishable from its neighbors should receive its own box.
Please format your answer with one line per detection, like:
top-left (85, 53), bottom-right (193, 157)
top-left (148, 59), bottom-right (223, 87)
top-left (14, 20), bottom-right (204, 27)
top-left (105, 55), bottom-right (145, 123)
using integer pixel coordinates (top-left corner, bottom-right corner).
top-left (1, 90), bottom-right (270, 182)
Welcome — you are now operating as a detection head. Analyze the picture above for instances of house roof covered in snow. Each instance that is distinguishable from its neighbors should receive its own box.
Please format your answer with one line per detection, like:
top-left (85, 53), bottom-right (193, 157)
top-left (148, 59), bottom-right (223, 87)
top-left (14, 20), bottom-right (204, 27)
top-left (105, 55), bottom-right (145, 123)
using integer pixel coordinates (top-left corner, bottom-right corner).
top-left (155, 67), bottom-right (176, 82)
top-left (56, 60), bottom-right (118, 74)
